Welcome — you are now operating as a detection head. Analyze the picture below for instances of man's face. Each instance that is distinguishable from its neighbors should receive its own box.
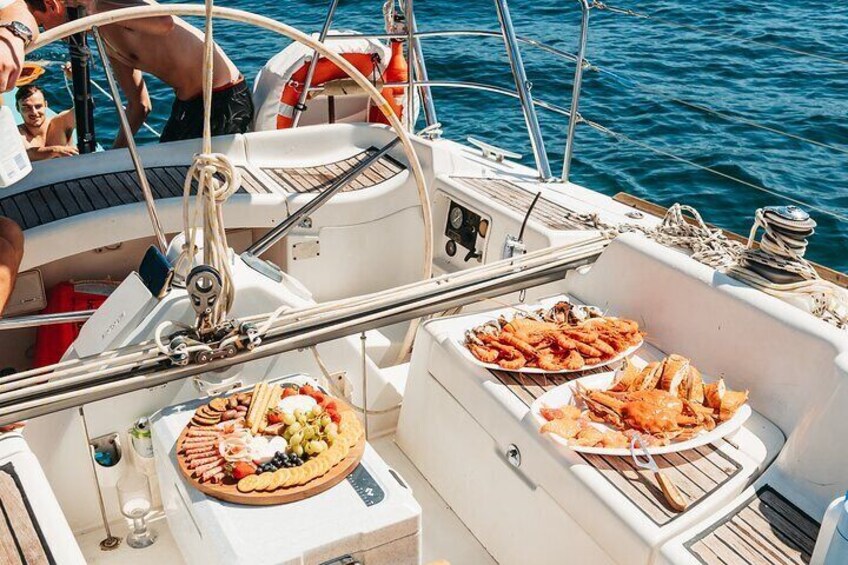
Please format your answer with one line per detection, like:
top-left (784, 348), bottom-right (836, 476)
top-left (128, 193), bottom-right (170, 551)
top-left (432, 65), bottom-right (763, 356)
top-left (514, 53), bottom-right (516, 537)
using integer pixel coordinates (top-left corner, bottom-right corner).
top-left (31, 1), bottom-right (68, 31)
top-left (18, 91), bottom-right (48, 128)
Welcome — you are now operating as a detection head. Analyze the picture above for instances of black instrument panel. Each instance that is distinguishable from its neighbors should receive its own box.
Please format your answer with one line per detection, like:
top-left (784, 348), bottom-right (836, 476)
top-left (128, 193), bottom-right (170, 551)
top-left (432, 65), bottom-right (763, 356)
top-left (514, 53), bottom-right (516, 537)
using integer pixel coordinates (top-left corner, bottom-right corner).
top-left (444, 201), bottom-right (487, 261)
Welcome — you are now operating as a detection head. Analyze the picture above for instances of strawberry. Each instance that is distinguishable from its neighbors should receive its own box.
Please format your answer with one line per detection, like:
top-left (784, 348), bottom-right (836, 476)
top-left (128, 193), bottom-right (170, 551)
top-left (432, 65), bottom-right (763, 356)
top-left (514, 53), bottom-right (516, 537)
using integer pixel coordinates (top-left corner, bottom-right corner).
top-left (327, 409), bottom-right (341, 425)
top-left (267, 409), bottom-right (284, 424)
top-left (323, 400), bottom-right (337, 412)
top-left (310, 390), bottom-right (326, 404)
top-left (299, 384), bottom-right (316, 396)
top-left (281, 387), bottom-right (298, 399)
top-left (226, 461), bottom-right (256, 480)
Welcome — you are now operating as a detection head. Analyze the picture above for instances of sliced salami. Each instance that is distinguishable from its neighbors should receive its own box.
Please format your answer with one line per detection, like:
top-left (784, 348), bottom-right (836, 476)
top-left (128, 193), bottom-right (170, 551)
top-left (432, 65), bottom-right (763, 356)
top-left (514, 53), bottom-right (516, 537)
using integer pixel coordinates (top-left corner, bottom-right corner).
top-left (194, 460), bottom-right (224, 476)
top-left (189, 455), bottom-right (221, 468)
top-left (200, 465), bottom-right (224, 481)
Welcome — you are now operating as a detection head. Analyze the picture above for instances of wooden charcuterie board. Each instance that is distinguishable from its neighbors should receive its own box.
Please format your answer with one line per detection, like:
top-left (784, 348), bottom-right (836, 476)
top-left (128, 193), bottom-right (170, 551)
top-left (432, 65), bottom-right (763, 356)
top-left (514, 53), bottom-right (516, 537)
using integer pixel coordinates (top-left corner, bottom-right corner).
top-left (176, 384), bottom-right (365, 506)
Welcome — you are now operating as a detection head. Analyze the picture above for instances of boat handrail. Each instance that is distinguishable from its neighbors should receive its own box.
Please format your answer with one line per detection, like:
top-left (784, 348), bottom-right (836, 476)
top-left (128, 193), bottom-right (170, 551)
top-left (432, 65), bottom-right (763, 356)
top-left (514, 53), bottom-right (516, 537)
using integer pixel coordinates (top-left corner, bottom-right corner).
top-left (0, 236), bottom-right (607, 426)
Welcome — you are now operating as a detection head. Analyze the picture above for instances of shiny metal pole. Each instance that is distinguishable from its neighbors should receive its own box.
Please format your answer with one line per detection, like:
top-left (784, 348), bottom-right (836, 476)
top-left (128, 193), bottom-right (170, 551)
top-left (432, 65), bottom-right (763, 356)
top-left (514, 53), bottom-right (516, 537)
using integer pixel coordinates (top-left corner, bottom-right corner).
top-left (562, 0), bottom-right (590, 183)
top-left (244, 137), bottom-right (402, 258)
top-left (403, 0), bottom-right (439, 134)
top-left (493, 0), bottom-right (552, 180)
top-left (79, 406), bottom-right (122, 551)
top-left (403, 0), bottom-right (416, 132)
top-left (91, 27), bottom-right (167, 252)
top-left (0, 309), bottom-right (95, 331)
top-left (290, 0), bottom-right (340, 128)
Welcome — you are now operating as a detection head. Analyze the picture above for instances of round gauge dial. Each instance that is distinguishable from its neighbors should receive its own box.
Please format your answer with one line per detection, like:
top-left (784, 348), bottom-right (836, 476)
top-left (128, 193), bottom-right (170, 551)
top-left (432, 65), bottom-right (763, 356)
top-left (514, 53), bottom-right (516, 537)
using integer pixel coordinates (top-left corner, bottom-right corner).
top-left (449, 207), bottom-right (465, 230)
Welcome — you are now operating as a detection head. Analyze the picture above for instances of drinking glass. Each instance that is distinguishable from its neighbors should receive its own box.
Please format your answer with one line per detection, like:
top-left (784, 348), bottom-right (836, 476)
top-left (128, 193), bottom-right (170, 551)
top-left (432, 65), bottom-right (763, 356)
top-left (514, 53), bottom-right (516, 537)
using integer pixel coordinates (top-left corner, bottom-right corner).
top-left (116, 469), bottom-right (157, 548)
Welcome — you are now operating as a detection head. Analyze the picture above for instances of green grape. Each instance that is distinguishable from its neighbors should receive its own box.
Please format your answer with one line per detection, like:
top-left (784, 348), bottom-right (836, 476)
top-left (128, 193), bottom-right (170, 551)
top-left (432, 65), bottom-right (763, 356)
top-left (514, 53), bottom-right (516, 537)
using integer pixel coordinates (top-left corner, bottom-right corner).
top-left (287, 421), bottom-right (302, 434)
top-left (326, 422), bottom-right (338, 435)
top-left (290, 431), bottom-right (304, 446)
top-left (292, 444), bottom-right (304, 457)
top-left (304, 426), bottom-right (316, 440)
top-left (315, 440), bottom-right (328, 453)
top-left (319, 414), bottom-right (332, 428)
top-left (311, 404), bottom-right (323, 417)
top-left (282, 412), bottom-right (296, 426)
top-left (293, 408), bottom-right (304, 420)
top-left (304, 441), bottom-right (316, 455)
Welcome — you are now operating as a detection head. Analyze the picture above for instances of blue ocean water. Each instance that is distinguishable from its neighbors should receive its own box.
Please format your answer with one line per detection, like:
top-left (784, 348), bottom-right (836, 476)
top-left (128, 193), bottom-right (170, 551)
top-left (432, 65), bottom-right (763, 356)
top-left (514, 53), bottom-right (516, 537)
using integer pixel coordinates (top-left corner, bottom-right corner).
top-left (29, 0), bottom-right (848, 271)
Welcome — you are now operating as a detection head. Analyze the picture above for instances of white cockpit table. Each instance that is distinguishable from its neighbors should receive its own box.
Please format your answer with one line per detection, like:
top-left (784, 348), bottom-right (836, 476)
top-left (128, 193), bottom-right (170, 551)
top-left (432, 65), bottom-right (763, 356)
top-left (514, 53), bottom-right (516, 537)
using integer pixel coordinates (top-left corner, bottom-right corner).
top-left (151, 376), bottom-right (421, 565)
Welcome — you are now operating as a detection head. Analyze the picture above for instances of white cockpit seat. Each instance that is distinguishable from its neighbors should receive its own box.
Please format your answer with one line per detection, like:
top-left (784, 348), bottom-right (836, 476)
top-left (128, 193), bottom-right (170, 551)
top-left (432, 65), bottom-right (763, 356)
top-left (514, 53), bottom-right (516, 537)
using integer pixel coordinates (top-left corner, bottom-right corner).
top-left (395, 231), bottom-right (848, 564)
top-left (0, 433), bottom-right (85, 564)
top-left (398, 313), bottom-right (785, 565)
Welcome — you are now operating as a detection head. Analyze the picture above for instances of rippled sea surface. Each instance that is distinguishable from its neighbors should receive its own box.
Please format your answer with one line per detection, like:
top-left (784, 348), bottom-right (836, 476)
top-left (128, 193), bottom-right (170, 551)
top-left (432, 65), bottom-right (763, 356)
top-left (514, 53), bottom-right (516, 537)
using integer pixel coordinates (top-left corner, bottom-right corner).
top-left (31, 0), bottom-right (848, 271)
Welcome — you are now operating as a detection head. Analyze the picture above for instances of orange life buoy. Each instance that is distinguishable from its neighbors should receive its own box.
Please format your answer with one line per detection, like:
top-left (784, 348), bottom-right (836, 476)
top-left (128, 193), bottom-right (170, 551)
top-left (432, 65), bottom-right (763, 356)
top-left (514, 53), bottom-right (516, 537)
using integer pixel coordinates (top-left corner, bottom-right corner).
top-left (276, 53), bottom-right (394, 129)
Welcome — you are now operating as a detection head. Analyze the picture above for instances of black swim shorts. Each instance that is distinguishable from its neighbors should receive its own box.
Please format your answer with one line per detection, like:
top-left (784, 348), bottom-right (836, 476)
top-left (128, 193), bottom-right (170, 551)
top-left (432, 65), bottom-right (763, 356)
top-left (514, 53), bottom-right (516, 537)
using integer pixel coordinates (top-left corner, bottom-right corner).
top-left (160, 78), bottom-right (254, 143)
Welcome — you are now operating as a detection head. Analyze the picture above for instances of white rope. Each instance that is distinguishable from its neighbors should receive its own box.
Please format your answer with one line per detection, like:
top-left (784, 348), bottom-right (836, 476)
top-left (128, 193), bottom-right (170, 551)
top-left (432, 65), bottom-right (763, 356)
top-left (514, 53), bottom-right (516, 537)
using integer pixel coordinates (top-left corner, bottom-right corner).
top-left (559, 202), bottom-right (848, 330)
top-left (175, 0), bottom-right (241, 327)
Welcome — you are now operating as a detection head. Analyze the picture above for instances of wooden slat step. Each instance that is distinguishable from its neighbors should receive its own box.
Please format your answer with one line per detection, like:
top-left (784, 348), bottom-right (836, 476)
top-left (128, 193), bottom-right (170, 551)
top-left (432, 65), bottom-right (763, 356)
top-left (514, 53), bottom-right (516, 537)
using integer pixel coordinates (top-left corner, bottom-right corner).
top-left (0, 462), bottom-right (53, 564)
top-left (685, 486), bottom-right (820, 565)
top-left (0, 166), bottom-right (274, 231)
top-left (262, 146), bottom-right (406, 194)
top-left (453, 176), bottom-right (586, 231)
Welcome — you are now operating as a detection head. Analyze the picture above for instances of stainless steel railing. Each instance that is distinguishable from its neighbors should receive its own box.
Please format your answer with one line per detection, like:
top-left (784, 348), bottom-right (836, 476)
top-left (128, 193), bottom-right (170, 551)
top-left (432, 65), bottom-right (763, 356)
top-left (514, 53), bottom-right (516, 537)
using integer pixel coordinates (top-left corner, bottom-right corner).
top-left (307, 0), bottom-right (591, 182)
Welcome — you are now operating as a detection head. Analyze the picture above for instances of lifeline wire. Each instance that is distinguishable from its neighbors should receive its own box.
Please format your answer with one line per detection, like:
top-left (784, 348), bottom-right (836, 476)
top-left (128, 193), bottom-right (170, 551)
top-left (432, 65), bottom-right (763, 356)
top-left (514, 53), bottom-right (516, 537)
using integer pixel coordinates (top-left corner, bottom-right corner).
top-left (580, 117), bottom-right (848, 225)
top-left (588, 65), bottom-right (848, 156)
top-left (591, 1), bottom-right (848, 67)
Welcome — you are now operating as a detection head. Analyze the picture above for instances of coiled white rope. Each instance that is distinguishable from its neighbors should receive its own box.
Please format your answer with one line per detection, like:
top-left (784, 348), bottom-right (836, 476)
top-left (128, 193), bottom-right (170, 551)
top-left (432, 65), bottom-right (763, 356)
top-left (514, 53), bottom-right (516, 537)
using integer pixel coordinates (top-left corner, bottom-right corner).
top-left (175, 0), bottom-right (241, 327)
top-left (559, 203), bottom-right (848, 330)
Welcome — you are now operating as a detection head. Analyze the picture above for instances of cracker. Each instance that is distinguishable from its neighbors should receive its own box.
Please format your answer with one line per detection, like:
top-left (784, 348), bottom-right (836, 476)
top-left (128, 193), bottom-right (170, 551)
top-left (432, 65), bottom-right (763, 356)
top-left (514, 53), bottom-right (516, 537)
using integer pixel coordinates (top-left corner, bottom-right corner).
top-left (269, 469), bottom-right (288, 491)
top-left (283, 466), bottom-right (302, 487)
top-left (237, 475), bottom-right (260, 493)
top-left (254, 471), bottom-right (273, 491)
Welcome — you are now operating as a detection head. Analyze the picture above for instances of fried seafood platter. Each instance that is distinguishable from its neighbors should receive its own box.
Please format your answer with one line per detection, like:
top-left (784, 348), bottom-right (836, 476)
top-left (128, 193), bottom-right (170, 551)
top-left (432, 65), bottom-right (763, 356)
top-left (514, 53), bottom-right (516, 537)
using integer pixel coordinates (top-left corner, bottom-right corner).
top-left (531, 355), bottom-right (751, 455)
top-left (461, 301), bottom-right (643, 373)
top-left (176, 382), bottom-right (364, 505)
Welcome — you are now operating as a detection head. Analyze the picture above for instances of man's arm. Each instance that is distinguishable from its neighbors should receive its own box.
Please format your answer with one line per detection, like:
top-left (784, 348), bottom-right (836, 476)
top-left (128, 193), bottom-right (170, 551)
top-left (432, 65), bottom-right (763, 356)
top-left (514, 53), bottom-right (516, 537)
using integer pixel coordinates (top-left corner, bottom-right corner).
top-left (0, 0), bottom-right (39, 92)
top-left (110, 56), bottom-right (150, 148)
top-left (26, 145), bottom-right (78, 161)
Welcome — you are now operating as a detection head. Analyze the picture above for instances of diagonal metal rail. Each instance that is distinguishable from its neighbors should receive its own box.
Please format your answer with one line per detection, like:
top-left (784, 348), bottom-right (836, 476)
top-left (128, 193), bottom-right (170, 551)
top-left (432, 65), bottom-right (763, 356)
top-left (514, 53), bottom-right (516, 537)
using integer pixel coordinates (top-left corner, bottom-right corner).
top-left (244, 137), bottom-right (402, 258)
top-left (0, 236), bottom-right (607, 426)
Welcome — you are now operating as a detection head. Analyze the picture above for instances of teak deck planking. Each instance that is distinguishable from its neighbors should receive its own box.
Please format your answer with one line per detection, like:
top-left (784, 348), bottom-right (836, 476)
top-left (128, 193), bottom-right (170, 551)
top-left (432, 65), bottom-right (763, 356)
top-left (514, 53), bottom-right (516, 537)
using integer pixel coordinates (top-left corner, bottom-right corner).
top-left (262, 146), bottom-right (406, 194)
top-left (489, 368), bottom-right (741, 526)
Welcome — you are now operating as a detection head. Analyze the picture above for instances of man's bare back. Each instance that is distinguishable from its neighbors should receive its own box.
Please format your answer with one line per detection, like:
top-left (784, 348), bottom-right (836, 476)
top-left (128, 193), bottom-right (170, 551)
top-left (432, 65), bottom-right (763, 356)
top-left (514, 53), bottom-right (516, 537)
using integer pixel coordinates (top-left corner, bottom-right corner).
top-left (94, 1), bottom-right (240, 100)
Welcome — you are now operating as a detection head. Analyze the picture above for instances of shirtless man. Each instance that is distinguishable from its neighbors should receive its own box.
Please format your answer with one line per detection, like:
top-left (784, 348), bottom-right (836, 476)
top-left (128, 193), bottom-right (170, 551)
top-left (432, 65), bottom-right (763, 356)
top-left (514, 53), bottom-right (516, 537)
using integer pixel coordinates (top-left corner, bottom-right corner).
top-left (16, 84), bottom-right (77, 160)
top-left (26, 0), bottom-right (252, 147)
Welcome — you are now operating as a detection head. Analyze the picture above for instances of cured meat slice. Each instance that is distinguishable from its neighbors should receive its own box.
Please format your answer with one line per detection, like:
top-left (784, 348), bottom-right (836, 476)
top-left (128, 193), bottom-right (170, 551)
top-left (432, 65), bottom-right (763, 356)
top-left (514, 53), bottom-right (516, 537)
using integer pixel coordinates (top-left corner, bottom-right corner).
top-left (189, 455), bottom-right (221, 468)
top-left (194, 460), bottom-right (224, 476)
top-left (200, 465), bottom-right (224, 482)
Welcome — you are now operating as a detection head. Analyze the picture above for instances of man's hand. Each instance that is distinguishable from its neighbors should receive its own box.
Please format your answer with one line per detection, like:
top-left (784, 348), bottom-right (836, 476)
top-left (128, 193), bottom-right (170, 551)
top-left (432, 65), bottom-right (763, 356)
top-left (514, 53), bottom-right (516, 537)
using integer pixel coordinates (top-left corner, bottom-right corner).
top-left (46, 145), bottom-right (79, 158)
top-left (0, 27), bottom-right (24, 92)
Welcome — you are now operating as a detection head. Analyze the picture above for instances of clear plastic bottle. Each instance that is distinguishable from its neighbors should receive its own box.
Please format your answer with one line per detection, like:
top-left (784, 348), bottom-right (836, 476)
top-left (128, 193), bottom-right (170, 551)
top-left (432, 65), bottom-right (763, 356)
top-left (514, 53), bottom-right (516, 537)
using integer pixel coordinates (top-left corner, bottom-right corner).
top-left (0, 105), bottom-right (32, 187)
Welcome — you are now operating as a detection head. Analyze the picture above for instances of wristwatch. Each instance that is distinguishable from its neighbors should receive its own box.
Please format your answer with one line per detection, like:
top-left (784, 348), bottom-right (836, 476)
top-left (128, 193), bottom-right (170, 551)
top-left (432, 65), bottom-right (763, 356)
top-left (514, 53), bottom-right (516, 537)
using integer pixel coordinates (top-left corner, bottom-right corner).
top-left (0, 21), bottom-right (34, 48)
